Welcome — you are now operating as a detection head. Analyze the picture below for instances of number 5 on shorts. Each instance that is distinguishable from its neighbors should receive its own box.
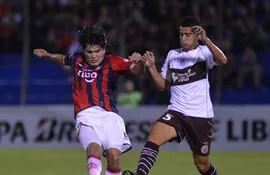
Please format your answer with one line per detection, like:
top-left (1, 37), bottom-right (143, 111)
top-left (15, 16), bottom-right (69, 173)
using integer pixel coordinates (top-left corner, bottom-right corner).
top-left (162, 114), bottom-right (173, 121)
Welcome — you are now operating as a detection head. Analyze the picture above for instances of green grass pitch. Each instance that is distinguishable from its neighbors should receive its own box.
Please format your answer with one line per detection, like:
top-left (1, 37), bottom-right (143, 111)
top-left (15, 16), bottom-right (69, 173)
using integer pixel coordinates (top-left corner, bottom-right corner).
top-left (0, 149), bottom-right (269, 175)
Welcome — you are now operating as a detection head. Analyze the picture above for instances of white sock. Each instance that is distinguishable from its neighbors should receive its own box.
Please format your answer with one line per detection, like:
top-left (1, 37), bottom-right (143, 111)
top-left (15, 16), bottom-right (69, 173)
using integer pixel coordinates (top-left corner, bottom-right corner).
top-left (105, 169), bottom-right (121, 175)
top-left (87, 157), bottom-right (102, 175)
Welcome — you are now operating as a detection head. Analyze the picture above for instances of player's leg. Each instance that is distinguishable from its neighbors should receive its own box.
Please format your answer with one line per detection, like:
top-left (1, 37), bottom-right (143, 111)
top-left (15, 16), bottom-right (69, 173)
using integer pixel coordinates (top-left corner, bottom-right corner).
top-left (135, 121), bottom-right (177, 175)
top-left (134, 110), bottom-right (186, 175)
top-left (78, 124), bottom-right (103, 175)
top-left (184, 117), bottom-right (217, 175)
top-left (105, 148), bottom-right (122, 175)
top-left (104, 112), bottom-right (132, 175)
top-left (124, 110), bottom-right (184, 175)
top-left (193, 154), bottom-right (217, 175)
top-left (76, 108), bottom-right (108, 175)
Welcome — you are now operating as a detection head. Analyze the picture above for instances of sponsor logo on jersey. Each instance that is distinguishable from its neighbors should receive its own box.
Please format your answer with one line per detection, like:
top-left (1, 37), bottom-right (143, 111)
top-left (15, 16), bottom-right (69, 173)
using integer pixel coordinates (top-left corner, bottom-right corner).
top-left (77, 69), bottom-right (98, 83)
top-left (170, 61), bottom-right (207, 85)
top-left (171, 69), bottom-right (196, 83)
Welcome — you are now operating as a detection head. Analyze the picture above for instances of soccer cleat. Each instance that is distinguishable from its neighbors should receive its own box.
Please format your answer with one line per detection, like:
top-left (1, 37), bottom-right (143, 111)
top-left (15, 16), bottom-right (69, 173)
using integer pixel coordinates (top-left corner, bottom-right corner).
top-left (123, 170), bottom-right (136, 175)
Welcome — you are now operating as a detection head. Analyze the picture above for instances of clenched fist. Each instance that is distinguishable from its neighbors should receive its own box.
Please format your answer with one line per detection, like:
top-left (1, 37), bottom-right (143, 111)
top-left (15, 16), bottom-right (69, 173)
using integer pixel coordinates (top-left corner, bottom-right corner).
top-left (33, 49), bottom-right (50, 58)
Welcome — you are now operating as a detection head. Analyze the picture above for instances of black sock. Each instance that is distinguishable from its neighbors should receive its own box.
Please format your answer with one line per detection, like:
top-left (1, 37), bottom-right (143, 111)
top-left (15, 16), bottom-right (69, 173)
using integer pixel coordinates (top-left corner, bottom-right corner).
top-left (201, 164), bottom-right (217, 175)
top-left (136, 141), bottom-right (159, 175)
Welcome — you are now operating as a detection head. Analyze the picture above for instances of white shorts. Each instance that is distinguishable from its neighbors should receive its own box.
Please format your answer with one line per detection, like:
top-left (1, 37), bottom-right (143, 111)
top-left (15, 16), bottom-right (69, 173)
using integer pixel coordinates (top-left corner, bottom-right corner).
top-left (76, 106), bottom-right (131, 154)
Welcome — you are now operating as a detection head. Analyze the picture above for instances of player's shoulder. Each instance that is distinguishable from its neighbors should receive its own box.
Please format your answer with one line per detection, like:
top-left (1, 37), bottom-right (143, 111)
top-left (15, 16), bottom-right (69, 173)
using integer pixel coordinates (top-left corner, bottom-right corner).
top-left (107, 54), bottom-right (121, 59)
top-left (197, 45), bottom-right (210, 52)
top-left (168, 48), bottom-right (182, 54)
top-left (75, 51), bottom-right (84, 56)
top-left (107, 54), bottom-right (129, 63)
top-left (72, 51), bottom-right (85, 62)
top-left (65, 51), bottom-right (84, 66)
top-left (166, 48), bottom-right (182, 58)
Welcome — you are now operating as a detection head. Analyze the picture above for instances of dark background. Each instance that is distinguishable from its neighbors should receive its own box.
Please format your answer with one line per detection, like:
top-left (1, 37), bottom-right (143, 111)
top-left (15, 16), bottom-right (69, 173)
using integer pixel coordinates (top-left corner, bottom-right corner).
top-left (1, 0), bottom-right (270, 105)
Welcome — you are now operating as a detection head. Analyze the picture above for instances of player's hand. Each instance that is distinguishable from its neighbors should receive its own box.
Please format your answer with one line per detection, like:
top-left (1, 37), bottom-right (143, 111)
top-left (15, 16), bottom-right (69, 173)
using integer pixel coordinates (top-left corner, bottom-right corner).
top-left (142, 51), bottom-right (155, 68)
top-left (129, 52), bottom-right (142, 63)
top-left (33, 49), bottom-right (50, 58)
top-left (192, 26), bottom-right (207, 42)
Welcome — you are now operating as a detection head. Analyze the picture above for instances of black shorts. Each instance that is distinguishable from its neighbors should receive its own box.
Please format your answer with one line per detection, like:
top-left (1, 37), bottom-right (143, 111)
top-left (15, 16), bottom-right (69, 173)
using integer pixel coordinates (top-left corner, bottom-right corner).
top-left (157, 110), bottom-right (214, 156)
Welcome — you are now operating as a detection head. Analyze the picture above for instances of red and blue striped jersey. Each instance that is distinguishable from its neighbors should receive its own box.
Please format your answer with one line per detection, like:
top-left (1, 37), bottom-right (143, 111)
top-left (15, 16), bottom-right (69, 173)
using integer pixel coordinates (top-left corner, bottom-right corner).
top-left (64, 52), bottom-right (132, 116)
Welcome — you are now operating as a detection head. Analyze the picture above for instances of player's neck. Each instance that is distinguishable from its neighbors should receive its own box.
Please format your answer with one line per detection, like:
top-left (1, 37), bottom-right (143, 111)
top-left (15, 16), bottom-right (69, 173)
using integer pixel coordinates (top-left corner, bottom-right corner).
top-left (183, 42), bottom-right (199, 51)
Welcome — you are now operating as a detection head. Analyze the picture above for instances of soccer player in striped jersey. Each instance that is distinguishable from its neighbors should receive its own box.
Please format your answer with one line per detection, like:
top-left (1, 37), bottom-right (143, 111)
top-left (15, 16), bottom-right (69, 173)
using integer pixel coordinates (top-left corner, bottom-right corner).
top-left (34, 25), bottom-right (144, 175)
top-left (123, 16), bottom-right (227, 175)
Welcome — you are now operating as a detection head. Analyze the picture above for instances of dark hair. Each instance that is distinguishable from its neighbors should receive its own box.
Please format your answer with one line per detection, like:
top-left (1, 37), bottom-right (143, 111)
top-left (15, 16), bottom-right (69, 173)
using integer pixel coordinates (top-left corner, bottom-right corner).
top-left (180, 16), bottom-right (200, 27)
top-left (78, 25), bottom-right (108, 49)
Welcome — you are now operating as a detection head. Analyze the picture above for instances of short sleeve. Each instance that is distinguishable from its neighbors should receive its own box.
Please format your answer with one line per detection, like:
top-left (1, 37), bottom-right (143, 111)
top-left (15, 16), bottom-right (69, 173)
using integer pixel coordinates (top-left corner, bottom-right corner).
top-left (110, 55), bottom-right (132, 75)
top-left (161, 50), bottom-right (173, 80)
top-left (64, 52), bottom-right (81, 67)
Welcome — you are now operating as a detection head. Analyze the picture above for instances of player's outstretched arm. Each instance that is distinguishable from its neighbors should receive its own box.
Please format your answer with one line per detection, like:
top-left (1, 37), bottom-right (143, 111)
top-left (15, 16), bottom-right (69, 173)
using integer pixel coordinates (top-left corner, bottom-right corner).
top-left (143, 51), bottom-right (166, 91)
top-left (129, 52), bottom-right (145, 75)
top-left (192, 26), bottom-right (227, 65)
top-left (33, 48), bottom-right (65, 65)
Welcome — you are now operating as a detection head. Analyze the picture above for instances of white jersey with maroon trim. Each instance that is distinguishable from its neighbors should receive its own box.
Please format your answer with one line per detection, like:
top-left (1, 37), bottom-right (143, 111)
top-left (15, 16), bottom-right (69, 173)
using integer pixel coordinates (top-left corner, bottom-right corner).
top-left (161, 45), bottom-right (216, 118)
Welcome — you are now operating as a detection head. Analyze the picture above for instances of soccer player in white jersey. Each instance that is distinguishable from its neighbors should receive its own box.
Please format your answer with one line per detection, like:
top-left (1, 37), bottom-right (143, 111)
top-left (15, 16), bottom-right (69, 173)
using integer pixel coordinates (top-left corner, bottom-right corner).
top-left (123, 16), bottom-right (227, 175)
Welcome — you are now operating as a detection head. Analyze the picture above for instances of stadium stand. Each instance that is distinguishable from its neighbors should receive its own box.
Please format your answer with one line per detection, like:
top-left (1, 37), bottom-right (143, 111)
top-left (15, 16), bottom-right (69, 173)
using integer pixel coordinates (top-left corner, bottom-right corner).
top-left (1, 0), bottom-right (270, 104)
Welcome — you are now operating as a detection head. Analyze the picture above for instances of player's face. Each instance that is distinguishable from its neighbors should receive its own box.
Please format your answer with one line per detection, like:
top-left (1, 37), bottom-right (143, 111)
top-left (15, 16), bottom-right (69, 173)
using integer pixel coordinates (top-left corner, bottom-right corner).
top-left (179, 26), bottom-right (198, 50)
top-left (85, 44), bottom-right (105, 67)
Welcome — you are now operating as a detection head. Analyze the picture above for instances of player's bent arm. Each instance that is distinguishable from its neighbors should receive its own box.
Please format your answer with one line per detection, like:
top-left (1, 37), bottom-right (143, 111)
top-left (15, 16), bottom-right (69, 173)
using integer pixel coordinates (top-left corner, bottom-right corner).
top-left (33, 49), bottom-right (65, 65)
top-left (148, 65), bottom-right (166, 91)
top-left (130, 60), bottom-right (145, 75)
top-left (202, 38), bottom-right (227, 65)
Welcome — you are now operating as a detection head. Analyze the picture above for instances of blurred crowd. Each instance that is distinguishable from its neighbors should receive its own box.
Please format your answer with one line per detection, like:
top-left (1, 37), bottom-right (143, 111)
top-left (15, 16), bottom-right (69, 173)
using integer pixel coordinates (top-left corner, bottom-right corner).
top-left (1, 0), bottom-right (270, 104)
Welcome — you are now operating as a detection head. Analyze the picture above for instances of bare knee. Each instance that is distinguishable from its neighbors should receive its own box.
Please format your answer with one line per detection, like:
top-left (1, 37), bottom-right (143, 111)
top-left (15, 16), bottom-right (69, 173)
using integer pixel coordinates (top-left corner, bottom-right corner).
top-left (87, 143), bottom-right (102, 158)
top-left (193, 154), bottom-right (210, 173)
top-left (107, 154), bottom-right (120, 169)
top-left (147, 122), bottom-right (177, 146)
top-left (147, 131), bottom-right (160, 144)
